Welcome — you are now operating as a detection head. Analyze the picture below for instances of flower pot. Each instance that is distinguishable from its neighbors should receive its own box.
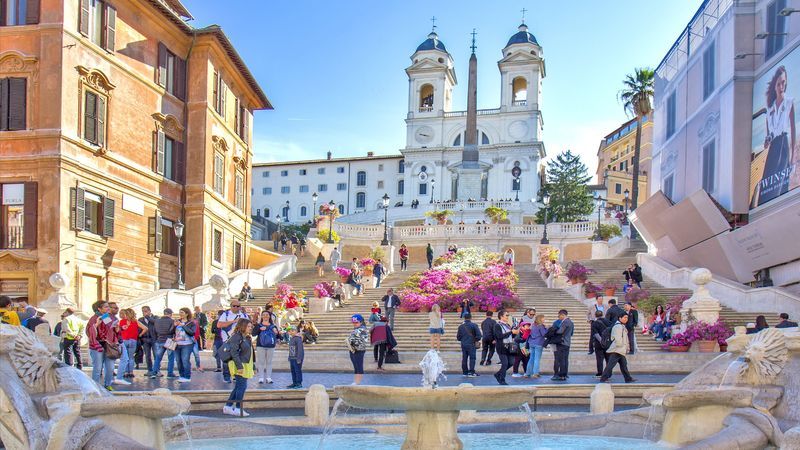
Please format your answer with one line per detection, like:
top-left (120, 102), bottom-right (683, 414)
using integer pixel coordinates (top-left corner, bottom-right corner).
top-left (696, 340), bottom-right (716, 353)
top-left (586, 292), bottom-right (597, 299)
top-left (363, 268), bottom-right (373, 276)
top-left (668, 345), bottom-right (690, 352)
top-left (604, 288), bottom-right (616, 297)
top-left (719, 344), bottom-right (728, 353)
top-left (569, 277), bottom-right (578, 284)
top-left (340, 276), bottom-right (348, 283)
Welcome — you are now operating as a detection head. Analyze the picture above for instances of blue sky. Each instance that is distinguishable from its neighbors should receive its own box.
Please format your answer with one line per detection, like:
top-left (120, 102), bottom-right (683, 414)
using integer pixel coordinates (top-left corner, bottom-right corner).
top-left (182, 0), bottom-right (702, 180)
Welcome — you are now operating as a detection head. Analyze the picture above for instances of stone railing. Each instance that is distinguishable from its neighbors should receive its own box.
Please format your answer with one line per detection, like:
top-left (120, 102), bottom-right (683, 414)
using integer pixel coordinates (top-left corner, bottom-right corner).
top-left (336, 221), bottom-right (609, 241)
top-left (443, 108), bottom-right (502, 118)
top-left (334, 223), bottom-right (386, 240)
top-left (638, 253), bottom-right (800, 318)
top-left (434, 200), bottom-right (519, 211)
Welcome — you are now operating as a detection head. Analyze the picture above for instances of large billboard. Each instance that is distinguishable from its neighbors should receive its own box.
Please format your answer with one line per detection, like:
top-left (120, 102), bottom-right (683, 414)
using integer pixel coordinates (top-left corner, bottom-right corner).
top-left (750, 46), bottom-right (800, 208)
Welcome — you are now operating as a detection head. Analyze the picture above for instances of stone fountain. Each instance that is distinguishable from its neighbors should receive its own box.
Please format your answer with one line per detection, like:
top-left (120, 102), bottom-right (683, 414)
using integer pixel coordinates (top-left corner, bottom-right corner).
top-left (334, 350), bottom-right (535, 449)
top-left (0, 323), bottom-right (190, 450)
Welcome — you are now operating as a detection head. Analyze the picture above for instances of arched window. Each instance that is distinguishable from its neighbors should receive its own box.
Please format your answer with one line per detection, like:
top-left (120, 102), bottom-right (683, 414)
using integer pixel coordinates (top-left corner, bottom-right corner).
top-left (356, 171), bottom-right (367, 186)
top-left (481, 132), bottom-right (490, 145)
top-left (264, 208), bottom-right (270, 218)
top-left (356, 192), bottom-right (366, 209)
top-left (512, 77), bottom-right (527, 105)
top-left (453, 134), bottom-right (461, 146)
top-left (398, 159), bottom-right (405, 173)
top-left (338, 204), bottom-right (345, 214)
top-left (453, 131), bottom-right (490, 146)
top-left (300, 206), bottom-right (307, 217)
top-left (419, 84), bottom-right (434, 112)
top-left (282, 206), bottom-right (289, 219)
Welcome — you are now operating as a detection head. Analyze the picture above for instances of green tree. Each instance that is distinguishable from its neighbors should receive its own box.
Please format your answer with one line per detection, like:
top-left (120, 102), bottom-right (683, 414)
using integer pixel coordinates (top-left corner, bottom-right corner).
top-left (536, 150), bottom-right (594, 223)
top-left (618, 67), bottom-right (655, 238)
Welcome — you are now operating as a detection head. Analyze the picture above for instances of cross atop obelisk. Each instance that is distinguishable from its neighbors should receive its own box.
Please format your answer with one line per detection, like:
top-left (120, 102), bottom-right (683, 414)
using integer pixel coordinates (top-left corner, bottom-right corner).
top-left (521, 8), bottom-right (527, 24)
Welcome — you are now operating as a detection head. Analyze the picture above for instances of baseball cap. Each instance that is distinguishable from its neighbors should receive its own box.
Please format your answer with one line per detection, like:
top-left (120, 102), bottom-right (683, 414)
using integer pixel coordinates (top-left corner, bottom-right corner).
top-left (351, 314), bottom-right (364, 323)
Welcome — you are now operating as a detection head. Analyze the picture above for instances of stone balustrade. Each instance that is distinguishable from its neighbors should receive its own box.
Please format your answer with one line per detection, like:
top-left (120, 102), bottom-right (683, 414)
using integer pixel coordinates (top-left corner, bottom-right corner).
top-left (336, 221), bottom-right (606, 241)
top-left (433, 200), bottom-right (520, 211)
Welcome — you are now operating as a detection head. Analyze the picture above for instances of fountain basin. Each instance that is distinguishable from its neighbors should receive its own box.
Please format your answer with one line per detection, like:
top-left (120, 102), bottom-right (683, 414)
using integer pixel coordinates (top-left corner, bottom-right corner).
top-left (335, 385), bottom-right (535, 450)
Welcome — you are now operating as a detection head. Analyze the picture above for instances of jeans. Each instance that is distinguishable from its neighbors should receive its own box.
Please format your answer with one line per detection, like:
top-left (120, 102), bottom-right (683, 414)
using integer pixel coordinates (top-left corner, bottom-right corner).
top-left (525, 345), bottom-right (543, 376)
top-left (153, 342), bottom-right (176, 376)
top-left (495, 352), bottom-right (512, 383)
top-left (480, 338), bottom-right (495, 364)
top-left (90, 348), bottom-right (114, 387)
top-left (273, 240), bottom-right (279, 251)
top-left (213, 340), bottom-right (223, 369)
top-left (175, 344), bottom-right (193, 379)
top-left (375, 275), bottom-right (382, 288)
top-left (400, 259), bottom-right (407, 270)
top-left (652, 323), bottom-right (666, 340)
top-left (331, 259), bottom-right (339, 269)
top-left (117, 339), bottom-right (137, 379)
top-left (386, 307), bottom-right (396, 330)
top-left (350, 350), bottom-right (365, 374)
top-left (601, 352), bottom-right (633, 382)
top-left (554, 344), bottom-right (570, 377)
top-left (427, 257), bottom-right (433, 269)
top-left (627, 328), bottom-right (636, 354)
top-left (289, 359), bottom-right (303, 385)
top-left (226, 375), bottom-right (249, 409)
top-left (347, 280), bottom-right (362, 295)
top-left (63, 338), bottom-right (83, 369)
top-left (192, 341), bottom-right (202, 368)
top-left (375, 343), bottom-right (387, 368)
top-left (461, 344), bottom-right (477, 374)
top-left (255, 346), bottom-right (276, 380)
top-left (140, 341), bottom-right (154, 374)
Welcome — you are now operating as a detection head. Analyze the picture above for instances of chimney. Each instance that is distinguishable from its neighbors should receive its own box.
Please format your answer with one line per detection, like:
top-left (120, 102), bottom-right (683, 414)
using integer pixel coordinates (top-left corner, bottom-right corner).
top-left (367, 151), bottom-right (374, 157)
top-left (327, 151), bottom-right (332, 160)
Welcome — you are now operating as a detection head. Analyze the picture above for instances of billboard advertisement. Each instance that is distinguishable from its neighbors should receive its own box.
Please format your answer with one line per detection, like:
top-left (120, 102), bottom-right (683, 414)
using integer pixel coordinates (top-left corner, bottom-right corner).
top-left (750, 46), bottom-right (800, 208)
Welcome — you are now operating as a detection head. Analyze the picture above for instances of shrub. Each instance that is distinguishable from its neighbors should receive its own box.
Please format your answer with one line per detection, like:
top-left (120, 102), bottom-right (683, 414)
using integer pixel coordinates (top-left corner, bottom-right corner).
top-left (369, 247), bottom-right (386, 261)
top-left (663, 333), bottom-right (691, 348)
top-left (565, 261), bottom-right (593, 282)
top-left (484, 206), bottom-right (508, 223)
top-left (592, 223), bottom-right (623, 241)
top-left (683, 320), bottom-right (733, 342)
top-left (334, 267), bottom-right (351, 278)
top-left (317, 229), bottom-right (340, 243)
top-left (624, 287), bottom-right (650, 304)
top-left (425, 210), bottom-right (453, 222)
top-left (636, 294), bottom-right (669, 316)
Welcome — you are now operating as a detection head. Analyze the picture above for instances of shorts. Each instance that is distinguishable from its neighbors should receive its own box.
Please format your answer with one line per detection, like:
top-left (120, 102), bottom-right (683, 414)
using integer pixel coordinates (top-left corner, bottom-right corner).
top-left (315, 262), bottom-right (324, 267)
top-left (350, 350), bottom-right (365, 374)
top-left (429, 328), bottom-right (444, 335)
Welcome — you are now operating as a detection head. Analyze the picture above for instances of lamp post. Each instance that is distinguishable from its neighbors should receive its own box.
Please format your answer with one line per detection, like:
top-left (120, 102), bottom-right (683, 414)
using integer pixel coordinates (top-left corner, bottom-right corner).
top-left (624, 188), bottom-right (629, 214)
top-left (380, 193), bottom-right (390, 246)
top-left (594, 193), bottom-right (605, 241)
top-left (430, 178), bottom-right (436, 204)
top-left (284, 200), bottom-right (290, 222)
top-left (312, 192), bottom-right (318, 224)
top-left (326, 200), bottom-right (336, 243)
top-left (512, 165), bottom-right (522, 202)
top-left (540, 194), bottom-right (550, 245)
top-left (174, 220), bottom-right (185, 290)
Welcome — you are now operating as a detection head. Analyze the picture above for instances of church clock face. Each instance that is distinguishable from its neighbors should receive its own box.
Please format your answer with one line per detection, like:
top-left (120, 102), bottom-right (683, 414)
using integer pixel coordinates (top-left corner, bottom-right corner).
top-left (415, 126), bottom-right (435, 144)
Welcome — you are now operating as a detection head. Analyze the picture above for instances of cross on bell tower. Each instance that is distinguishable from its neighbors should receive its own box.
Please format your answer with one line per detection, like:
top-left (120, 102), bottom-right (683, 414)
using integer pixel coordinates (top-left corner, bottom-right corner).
top-left (521, 8), bottom-right (527, 24)
top-left (430, 16), bottom-right (437, 32)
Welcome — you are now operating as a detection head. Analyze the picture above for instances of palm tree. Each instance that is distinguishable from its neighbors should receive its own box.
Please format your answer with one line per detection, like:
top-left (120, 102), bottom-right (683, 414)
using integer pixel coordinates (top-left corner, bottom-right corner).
top-left (619, 67), bottom-right (655, 238)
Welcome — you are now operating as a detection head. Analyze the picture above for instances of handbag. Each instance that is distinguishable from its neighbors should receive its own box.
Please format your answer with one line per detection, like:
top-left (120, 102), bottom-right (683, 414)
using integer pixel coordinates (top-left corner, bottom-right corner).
top-left (101, 341), bottom-right (122, 360)
top-left (164, 338), bottom-right (178, 351)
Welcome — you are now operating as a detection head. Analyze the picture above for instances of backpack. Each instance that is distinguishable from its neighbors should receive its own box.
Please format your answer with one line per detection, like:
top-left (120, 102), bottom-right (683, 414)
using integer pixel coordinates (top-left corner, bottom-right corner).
top-left (598, 326), bottom-right (614, 351)
top-left (217, 338), bottom-right (234, 363)
top-left (258, 327), bottom-right (276, 348)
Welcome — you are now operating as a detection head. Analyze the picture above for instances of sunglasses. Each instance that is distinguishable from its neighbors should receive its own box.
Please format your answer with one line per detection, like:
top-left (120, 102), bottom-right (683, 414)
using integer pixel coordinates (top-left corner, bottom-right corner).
top-left (231, 305), bottom-right (241, 308)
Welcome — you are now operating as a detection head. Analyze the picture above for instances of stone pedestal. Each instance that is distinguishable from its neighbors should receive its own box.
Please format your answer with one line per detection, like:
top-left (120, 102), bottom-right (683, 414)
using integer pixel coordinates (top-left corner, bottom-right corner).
top-left (404, 410), bottom-right (462, 450)
top-left (38, 273), bottom-right (79, 317)
top-left (590, 383), bottom-right (615, 414)
top-left (380, 245), bottom-right (395, 274)
top-left (309, 297), bottom-right (332, 314)
top-left (305, 384), bottom-right (330, 426)
top-left (456, 167), bottom-right (484, 201)
top-left (680, 268), bottom-right (721, 327)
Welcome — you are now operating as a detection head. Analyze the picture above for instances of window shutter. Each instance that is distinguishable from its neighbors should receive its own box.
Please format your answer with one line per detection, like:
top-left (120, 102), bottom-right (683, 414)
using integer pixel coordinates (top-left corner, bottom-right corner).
top-left (220, 82), bottom-right (227, 117)
top-left (157, 43), bottom-right (167, 87)
top-left (175, 57), bottom-right (186, 100)
top-left (234, 97), bottom-right (240, 134)
top-left (84, 92), bottom-right (96, 143)
top-left (102, 196), bottom-right (115, 237)
top-left (0, 78), bottom-right (8, 131)
top-left (79, 0), bottom-right (90, 36)
top-left (242, 109), bottom-right (249, 145)
top-left (155, 130), bottom-right (165, 174)
top-left (104, 4), bottom-right (116, 52)
top-left (175, 141), bottom-right (186, 184)
top-left (23, 182), bottom-right (37, 248)
top-left (26, 0), bottom-right (40, 24)
top-left (96, 95), bottom-right (106, 147)
top-left (71, 187), bottom-right (86, 231)
top-left (212, 70), bottom-right (219, 111)
top-left (0, 0), bottom-right (6, 26)
top-left (8, 78), bottom-right (27, 131)
top-left (148, 211), bottom-right (162, 253)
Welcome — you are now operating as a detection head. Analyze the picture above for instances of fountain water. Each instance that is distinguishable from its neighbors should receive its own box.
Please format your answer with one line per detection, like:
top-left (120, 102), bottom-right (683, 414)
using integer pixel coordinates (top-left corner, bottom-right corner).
top-left (317, 398), bottom-right (349, 449)
top-left (419, 349), bottom-right (447, 387)
top-left (519, 402), bottom-right (540, 435)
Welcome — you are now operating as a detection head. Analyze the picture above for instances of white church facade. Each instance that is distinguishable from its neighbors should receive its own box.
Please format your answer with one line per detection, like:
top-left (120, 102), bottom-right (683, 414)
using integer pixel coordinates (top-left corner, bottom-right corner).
top-left (252, 24), bottom-right (547, 225)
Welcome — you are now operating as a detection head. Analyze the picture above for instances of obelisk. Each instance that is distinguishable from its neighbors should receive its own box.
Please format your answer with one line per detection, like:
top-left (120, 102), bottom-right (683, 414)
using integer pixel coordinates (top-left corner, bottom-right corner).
top-left (456, 29), bottom-right (484, 200)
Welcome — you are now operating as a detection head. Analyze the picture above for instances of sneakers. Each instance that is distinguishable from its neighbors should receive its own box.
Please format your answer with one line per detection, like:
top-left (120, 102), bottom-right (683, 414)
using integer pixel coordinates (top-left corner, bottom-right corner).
top-left (286, 384), bottom-right (297, 389)
top-left (239, 409), bottom-right (251, 417)
top-left (467, 373), bottom-right (479, 378)
top-left (149, 373), bottom-right (157, 379)
top-left (105, 385), bottom-right (115, 391)
top-left (166, 374), bottom-right (177, 379)
top-left (511, 373), bottom-right (522, 378)
top-left (222, 405), bottom-right (238, 416)
top-left (177, 378), bottom-right (191, 383)
top-left (214, 368), bottom-right (222, 373)
top-left (112, 379), bottom-right (131, 385)
top-left (258, 378), bottom-right (264, 384)
top-left (266, 378), bottom-right (273, 384)
top-left (625, 378), bottom-right (638, 383)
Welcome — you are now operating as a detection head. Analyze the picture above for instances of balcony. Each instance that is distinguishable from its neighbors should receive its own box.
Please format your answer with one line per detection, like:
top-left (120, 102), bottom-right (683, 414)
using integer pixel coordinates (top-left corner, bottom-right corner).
top-left (512, 99), bottom-right (527, 107)
top-left (2, 226), bottom-right (24, 249)
top-left (418, 106), bottom-right (433, 113)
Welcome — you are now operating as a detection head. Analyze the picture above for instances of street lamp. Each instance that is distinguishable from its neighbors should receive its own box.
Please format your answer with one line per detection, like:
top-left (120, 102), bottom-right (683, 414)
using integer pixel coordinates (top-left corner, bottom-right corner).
top-left (380, 193), bottom-right (390, 246)
top-left (430, 178), bottom-right (436, 204)
top-left (593, 193), bottom-right (605, 241)
top-left (540, 194), bottom-right (550, 245)
top-left (512, 165), bottom-right (522, 201)
top-left (624, 188), bottom-right (630, 214)
top-left (312, 192), bottom-right (318, 223)
top-left (326, 200), bottom-right (336, 243)
top-left (284, 200), bottom-right (290, 222)
top-left (173, 220), bottom-right (185, 290)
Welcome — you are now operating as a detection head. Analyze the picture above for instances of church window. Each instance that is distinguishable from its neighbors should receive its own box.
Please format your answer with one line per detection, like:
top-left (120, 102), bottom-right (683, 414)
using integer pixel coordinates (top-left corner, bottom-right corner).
top-left (338, 204), bottom-right (345, 214)
top-left (420, 165), bottom-right (427, 173)
top-left (453, 134), bottom-right (461, 146)
top-left (481, 132), bottom-right (490, 145)
top-left (356, 171), bottom-right (367, 186)
top-left (377, 181), bottom-right (384, 189)
top-left (418, 183), bottom-right (427, 195)
top-left (356, 192), bottom-right (366, 209)
top-left (512, 77), bottom-right (527, 106)
top-left (419, 84), bottom-right (434, 112)
top-left (264, 208), bottom-right (270, 218)
top-left (512, 178), bottom-right (520, 191)
top-left (300, 206), bottom-right (307, 217)
top-left (397, 179), bottom-right (404, 195)
top-left (398, 160), bottom-right (405, 173)
top-left (437, 57), bottom-right (444, 63)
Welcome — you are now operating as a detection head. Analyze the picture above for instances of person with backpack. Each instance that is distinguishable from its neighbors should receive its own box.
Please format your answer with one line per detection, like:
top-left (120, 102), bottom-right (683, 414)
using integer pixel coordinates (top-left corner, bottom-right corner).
top-left (223, 318), bottom-right (254, 417)
top-left (591, 310), bottom-right (612, 377)
top-left (210, 310), bottom-right (225, 372)
top-left (0, 296), bottom-right (36, 326)
top-left (347, 314), bottom-right (370, 385)
top-left (286, 325), bottom-right (304, 389)
top-left (524, 314), bottom-right (548, 378)
top-left (217, 301), bottom-right (249, 382)
top-left (599, 313), bottom-right (637, 383)
top-left (456, 313), bottom-right (482, 377)
top-left (151, 308), bottom-right (176, 379)
top-left (479, 311), bottom-right (496, 366)
top-left (255, 311), bottom-right (279, 384)
top-left (586, 296), bottom-right (606, 355)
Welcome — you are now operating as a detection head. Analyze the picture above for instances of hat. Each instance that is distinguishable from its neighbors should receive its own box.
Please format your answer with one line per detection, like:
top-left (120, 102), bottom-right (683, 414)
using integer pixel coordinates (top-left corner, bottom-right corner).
top-left (351, 314), bottom-right (364, 323)
top-left (285, 325), bottom-right (297, 331)
top-left (35, 308), bottom-right (47, 315)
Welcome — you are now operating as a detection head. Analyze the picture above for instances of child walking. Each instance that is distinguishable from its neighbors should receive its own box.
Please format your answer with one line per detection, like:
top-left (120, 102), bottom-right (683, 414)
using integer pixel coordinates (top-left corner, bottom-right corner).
top-left (287, 325), bottom-right (304, 389)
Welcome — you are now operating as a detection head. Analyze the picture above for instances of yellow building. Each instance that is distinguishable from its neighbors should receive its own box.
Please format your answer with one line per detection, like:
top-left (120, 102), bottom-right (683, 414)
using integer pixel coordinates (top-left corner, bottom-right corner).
top-left (596, 115), bottom-right (653, 211)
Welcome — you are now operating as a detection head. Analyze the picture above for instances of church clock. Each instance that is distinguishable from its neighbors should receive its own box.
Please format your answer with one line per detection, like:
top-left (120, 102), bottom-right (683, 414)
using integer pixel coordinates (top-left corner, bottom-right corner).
top-left (414, 126), bottom-right (435, 144)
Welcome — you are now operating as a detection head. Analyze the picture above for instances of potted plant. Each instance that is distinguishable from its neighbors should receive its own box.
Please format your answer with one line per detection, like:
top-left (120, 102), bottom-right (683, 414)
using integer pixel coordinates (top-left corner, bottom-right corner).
top-left (565, 261), bottom-right (593, 284)
top-left (591, 223), bottom-right (623, 241)
top-left (602, 279), bottom-right (618, 297)
top-left (425, 209), bottom-right (453, 225)
top-left (484, 206), bottom-right (509, 224)
top-left (718, 339), bottom-right (728, 353)
top-left (359, 257), bottom-right (376, 276)
top-left (334, 267), bottom-right (351, 282)
top-left (683, 320), bottom-right (733, 353)
top-left (663, 333), bottom-right (691, 352)
top-left (583, 282), bottom-right (602, 299)
top-left (316, 229), bottom-right (340, 243)
top-left (624, 288), bottom-right (651, 305)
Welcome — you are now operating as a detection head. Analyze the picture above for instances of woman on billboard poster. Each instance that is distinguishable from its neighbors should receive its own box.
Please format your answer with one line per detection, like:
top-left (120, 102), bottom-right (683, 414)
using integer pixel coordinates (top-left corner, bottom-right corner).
top-left (755, 65), bottom-right (795, 206)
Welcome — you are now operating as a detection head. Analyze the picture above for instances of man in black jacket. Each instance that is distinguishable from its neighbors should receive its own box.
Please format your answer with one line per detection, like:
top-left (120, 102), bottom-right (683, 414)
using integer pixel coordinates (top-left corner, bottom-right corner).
top-left (492, 310), bottom-right (519, 385)
top-left (151, 308), bottom-right (176, 379)
top-left (605, 299), bottom-right (624, 325)
top-left (590, 311), bottom-right (611, 377)
top-left (138, 306), bottom-right (158, 376)
top-left (624, 302), bottom-right (638, 354)
top-left (456, 313), bottom-right (482, 377)
top-left (776, 313), bottom-right (799, 328)
top-left (194, 306), bottom-right (208, 349)
top-left (479, 311), bottom-right (496, 365)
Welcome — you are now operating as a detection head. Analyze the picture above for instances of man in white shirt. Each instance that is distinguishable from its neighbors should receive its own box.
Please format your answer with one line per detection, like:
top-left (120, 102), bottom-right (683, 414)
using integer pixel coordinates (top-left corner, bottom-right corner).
top-left (216, 301), bottom-right (248, 382)
top-left (330, 247), bottom-right (341, 269)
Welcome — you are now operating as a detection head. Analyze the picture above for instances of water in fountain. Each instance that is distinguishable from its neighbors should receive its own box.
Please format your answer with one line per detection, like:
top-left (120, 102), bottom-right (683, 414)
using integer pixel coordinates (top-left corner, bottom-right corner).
top-left (519, 402), bottom-right (540, 435)
top-left (419, 349), bottom-right (447, 387)
top-left (718, 358), bottom-right (743, 389)
top-left (176, 412), bottom-right (194, 449)
top-left (317, 398), bottom-right (350, 449)
top-left (642, 404), bottom-right (659, 441)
